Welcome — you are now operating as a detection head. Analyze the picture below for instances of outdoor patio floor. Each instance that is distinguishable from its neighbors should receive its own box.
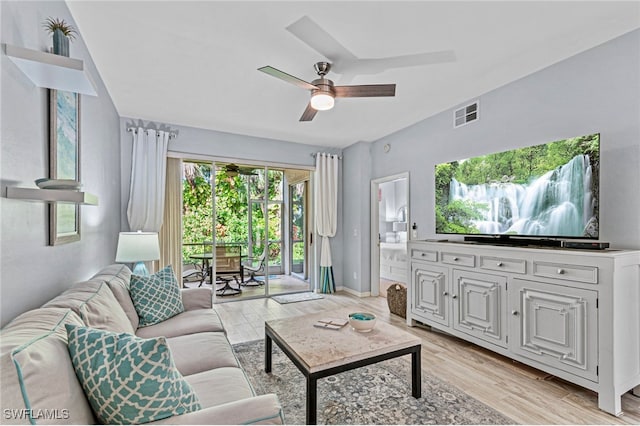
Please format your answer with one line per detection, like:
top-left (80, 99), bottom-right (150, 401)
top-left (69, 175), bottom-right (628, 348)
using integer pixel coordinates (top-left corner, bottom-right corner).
top-left (184, 273), bottom-right (311, 302)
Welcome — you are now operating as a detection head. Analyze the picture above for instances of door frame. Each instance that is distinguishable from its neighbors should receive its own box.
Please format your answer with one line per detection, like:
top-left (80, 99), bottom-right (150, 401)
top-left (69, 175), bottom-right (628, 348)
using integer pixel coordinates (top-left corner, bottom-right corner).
top-left (370, 172), bottom-right (410, 297)
top-left (288, 180), bottom-right (309, 280)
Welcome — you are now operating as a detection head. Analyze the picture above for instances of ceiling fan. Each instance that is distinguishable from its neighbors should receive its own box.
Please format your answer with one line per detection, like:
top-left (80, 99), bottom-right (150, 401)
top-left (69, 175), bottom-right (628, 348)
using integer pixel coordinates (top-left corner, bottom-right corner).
top-left (285, 16), bottom-right (456, 83)
top-left (258, 61), bottom-right (396, 121)
top-left (220, 163), bottom-right (258, 177)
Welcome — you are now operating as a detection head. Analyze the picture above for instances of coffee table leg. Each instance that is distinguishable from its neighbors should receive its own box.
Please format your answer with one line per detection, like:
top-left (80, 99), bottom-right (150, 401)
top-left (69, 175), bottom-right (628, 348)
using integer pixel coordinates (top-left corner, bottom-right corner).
top-left (412, 346), bottom-right (422, 398)
top-left (265, 335), bottom-right (272, 373)
top-left (306, 377), bottom-right (317, 425)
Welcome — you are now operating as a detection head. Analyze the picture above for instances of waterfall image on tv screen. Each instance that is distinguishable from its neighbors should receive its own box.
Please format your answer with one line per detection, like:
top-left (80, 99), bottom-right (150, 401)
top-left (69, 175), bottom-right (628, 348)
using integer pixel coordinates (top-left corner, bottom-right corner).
top-left (435, 133), bottom-right (600, 239)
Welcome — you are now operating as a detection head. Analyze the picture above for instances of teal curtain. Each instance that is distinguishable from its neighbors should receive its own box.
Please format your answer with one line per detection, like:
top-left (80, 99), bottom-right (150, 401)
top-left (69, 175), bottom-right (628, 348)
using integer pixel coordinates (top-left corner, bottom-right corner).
top-left (319, 266), bottom-right (335, 294)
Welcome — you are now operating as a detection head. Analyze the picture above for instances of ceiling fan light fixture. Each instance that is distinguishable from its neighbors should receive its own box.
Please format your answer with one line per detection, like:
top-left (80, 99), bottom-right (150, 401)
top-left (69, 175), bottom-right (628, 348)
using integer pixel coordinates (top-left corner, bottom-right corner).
top-left (310, 92), bottom-right (334, 111)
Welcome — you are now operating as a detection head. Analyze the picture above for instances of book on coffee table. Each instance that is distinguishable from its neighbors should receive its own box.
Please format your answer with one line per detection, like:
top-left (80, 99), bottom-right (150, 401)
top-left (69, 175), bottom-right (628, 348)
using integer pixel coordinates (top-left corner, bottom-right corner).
top-left (313, 318), bottom-right (348, 330)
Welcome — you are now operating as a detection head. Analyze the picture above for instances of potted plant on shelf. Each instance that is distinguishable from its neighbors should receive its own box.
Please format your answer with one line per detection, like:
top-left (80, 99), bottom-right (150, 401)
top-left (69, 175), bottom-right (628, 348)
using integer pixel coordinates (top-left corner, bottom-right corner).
top-left (43, 17), bottom-right (76, 57)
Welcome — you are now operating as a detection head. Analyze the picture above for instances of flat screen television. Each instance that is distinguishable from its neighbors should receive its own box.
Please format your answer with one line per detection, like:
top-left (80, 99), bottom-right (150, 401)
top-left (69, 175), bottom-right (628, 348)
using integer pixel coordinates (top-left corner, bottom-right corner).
top-left (435, 133), bottom-right (600, 242)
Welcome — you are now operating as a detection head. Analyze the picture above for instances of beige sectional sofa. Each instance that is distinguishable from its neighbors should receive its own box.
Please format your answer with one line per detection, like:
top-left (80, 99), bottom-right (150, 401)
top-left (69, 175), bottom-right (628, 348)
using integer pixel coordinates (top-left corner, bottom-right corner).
top-left (0, 264), bottom-right (284, 425)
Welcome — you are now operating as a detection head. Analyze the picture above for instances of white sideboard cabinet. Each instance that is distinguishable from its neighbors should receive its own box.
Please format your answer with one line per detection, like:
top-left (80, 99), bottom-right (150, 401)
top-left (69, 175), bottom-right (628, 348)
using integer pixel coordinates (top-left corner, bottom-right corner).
top-left (407, 241), bottom-right (640, 416)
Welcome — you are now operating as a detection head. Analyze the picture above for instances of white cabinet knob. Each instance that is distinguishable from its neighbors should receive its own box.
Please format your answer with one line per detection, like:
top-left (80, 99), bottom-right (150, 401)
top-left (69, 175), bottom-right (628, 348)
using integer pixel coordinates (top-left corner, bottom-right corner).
top-left (497, 261), bottom-right (503, 267)
top-left (557, 268), bottom-right (565, 274)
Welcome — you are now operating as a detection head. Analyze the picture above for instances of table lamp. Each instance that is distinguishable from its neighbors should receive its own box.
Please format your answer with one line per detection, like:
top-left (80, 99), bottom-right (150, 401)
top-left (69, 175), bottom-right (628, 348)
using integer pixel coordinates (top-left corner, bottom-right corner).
top-left (115, 231), bottom-right (160, 275)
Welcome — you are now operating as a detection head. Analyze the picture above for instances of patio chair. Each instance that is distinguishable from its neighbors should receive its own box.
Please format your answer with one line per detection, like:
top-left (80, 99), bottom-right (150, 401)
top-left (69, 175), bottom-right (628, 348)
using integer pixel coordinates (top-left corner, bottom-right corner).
top-left (242, 250), bottom-right (267, 286)
top-left (181, 263), bottom-right (205, 288)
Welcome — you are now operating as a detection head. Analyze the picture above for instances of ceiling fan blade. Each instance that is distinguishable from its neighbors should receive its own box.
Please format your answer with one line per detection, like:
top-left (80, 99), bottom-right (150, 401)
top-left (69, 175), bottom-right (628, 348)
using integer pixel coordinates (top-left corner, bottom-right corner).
top-left (299, 102), bottom-right (318, 122)
top-left (335, 84), bottom-right (396, 98)
top-left (286, 16), bottom-right (357, 64)
top-left (357, 50), bottom-right (457, 71)
top-left (239, 168), bottom-right (258, 176)
top-left (258, 66), bottom-right (317, 90)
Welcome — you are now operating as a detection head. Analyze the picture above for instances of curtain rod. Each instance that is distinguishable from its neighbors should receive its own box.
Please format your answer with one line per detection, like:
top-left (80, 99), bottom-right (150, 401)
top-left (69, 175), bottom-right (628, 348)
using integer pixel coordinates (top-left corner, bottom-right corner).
top-left (311, 153), bottom-right (342, 160)
top-left (127, 127), bottom-right (177, 139)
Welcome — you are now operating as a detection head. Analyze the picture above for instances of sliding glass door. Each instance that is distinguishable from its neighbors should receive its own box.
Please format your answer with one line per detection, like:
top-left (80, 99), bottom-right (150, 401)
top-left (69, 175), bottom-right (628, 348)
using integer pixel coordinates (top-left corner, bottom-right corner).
top-left (181, 160), bottom-right (312, 300)
top-left (289, 181), bottom-right (308, 280)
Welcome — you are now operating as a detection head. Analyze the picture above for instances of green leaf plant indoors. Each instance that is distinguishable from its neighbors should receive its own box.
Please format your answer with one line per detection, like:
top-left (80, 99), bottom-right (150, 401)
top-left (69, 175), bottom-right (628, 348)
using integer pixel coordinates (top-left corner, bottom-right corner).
top-left (43, 17), bottom-right (77, 57)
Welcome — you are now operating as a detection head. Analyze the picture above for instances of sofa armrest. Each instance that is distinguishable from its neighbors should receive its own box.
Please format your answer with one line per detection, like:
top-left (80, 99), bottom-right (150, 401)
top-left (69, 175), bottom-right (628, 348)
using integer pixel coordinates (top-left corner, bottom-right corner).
top-left (181, 287), bottom-right (213, 310)
top-left (146, 394), bottom-right (284, 425)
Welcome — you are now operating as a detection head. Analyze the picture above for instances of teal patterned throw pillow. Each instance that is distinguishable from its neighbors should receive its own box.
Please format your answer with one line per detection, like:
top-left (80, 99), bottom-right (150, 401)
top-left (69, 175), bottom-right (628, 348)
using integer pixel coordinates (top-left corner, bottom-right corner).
top-left (130, 265), bottom-right (184, 327)
top-left (65, 324), bottom-right (201, 424)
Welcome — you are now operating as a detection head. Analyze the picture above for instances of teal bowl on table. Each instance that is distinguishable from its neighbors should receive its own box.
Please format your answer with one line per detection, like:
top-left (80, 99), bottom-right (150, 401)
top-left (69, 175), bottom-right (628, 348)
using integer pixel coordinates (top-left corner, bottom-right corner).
top-left (348, 312), bottom-right (377, 332)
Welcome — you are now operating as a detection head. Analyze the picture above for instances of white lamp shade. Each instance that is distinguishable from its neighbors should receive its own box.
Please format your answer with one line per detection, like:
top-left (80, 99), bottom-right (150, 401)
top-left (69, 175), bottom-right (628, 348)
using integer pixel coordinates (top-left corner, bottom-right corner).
top-left (310, 92), bottom-right (334, 111)
top-left (115, 232), bottom-right (160, 262)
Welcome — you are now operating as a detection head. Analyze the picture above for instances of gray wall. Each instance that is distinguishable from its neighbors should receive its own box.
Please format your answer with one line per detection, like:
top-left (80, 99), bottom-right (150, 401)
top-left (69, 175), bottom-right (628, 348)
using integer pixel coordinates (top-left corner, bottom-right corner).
top-left (1, 1), bottom-right (121, 326)
top-left (341, 141), bottom-right (371, 293)
top-left (343, 29), bottom-right (640, 294)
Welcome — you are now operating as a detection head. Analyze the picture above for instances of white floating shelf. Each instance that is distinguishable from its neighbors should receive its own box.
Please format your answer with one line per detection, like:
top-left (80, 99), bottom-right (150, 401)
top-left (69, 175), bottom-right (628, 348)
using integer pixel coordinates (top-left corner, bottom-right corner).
top-left (3, 43), bottom-right (97, 96)
top-left (6, 187), bottom-right (98, 205)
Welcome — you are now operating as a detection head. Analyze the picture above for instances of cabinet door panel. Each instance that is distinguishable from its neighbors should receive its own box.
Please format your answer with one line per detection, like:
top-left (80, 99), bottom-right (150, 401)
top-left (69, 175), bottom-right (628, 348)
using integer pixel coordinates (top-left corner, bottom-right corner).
top-left (509, 278), bottom-right (598, 381)
top-left (453, 270), bottom-right (507, 348)
top-left (411, 263), bottom-right (448, 326)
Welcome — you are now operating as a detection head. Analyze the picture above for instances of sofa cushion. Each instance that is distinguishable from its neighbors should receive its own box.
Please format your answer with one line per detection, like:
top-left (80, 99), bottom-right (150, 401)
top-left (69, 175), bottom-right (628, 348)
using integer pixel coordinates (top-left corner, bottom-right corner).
top-left (0, 308), bottom-right (96, 425)
top-left (181, 287), bottom-right (213, 311)
top-left (66, 324), bottom-right (201, 424)
top-left (184, 367), bottom-right (255, 409)
top-left (167, 332), bottom-right (239, 376)
top-left (92, 264), bottom-right (139, 330)
top-left (146, 394), bottom-right (284, 425)
top-left (130, 265), bottom-right (184, 327)
top-left (136, 309), bottom-right (225, 339)
top-left (42, 279), bottom-right (134, 334)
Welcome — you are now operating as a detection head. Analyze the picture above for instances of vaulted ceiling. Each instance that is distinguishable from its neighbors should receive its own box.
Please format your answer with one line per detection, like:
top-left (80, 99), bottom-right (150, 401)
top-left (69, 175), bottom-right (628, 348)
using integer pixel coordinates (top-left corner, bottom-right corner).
top-left (67, 1), bottom-right (640, 148)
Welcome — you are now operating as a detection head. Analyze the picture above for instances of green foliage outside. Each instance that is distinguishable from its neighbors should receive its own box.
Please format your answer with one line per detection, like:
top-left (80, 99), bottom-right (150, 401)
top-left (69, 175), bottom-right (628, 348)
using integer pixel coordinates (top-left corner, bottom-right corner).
top-left (290, 182), bottom-right (305, 265)
top-left (182, 163), bottom-right (213, 262)
top-left (182, 163), bottom-right (288, 267)
top-left (434, 134), bottom-right (600, 233)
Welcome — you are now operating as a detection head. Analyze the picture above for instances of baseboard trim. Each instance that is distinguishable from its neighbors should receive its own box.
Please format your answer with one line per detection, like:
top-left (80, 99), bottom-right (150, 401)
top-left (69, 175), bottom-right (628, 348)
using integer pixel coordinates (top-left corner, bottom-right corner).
top-left (338, 286), bottom-right (371, 298)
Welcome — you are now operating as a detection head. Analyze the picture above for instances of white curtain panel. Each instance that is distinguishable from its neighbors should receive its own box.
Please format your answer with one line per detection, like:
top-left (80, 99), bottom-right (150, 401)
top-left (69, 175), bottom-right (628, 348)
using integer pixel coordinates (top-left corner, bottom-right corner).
top-left (314, 153), bottom-right (339, 267)
top-left (126, 128), bottom-right (170, 232)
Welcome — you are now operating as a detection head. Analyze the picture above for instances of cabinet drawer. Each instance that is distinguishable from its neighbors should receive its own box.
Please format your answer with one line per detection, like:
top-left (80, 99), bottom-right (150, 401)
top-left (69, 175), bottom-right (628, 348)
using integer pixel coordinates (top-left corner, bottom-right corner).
top-left (480, 256), bottom-right (526, 274)
top-left (411, 249), bottom-right (437, 262)
top-left (532, 261), bottom-right (598, 284)
top-left (441, 252), bottom-right (475, 267)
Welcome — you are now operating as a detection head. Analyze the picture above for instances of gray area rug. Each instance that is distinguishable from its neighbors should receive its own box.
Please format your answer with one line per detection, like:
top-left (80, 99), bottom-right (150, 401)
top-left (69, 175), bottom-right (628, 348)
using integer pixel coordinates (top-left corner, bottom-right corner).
top-left (271, 292), bottom-right (324, 304)
top-left (233, 339), bottom-right (515, 425)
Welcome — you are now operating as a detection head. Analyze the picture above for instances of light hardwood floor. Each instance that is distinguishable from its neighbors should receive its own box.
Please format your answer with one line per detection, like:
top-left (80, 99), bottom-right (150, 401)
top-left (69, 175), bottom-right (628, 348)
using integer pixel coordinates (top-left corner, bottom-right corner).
top-left (214, 292), bottom-right (640, 425)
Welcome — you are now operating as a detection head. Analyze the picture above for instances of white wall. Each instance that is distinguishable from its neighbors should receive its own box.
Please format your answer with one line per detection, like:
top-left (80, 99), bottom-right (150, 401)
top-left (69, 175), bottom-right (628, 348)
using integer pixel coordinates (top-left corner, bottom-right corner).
top-left (1, 1), bottom-right (122, 326)
top-left (343, 29), bottom-right (640, 294)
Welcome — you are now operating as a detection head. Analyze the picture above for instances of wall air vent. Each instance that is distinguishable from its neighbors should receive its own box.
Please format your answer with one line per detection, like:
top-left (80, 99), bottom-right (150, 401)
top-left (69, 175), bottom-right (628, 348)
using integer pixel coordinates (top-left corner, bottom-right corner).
top-left (454, 101), bottom-right (479, 128)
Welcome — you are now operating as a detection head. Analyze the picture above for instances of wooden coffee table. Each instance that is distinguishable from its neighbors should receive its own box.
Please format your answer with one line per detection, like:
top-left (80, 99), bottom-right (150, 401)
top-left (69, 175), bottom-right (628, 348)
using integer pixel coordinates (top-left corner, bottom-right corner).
top-left (264, 308), bottom-right (421, 424)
